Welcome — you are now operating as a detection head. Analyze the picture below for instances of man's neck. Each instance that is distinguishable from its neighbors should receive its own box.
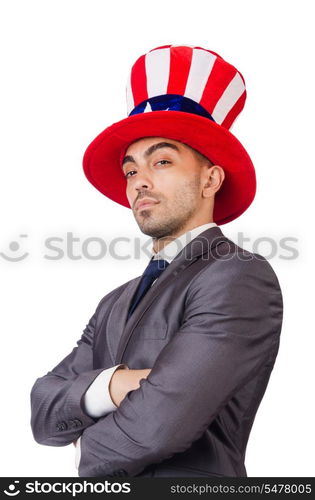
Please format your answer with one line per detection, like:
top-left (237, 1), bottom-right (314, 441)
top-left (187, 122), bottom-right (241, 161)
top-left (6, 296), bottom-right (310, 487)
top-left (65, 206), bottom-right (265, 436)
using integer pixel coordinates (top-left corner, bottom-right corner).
top-left (152, 220), bottom-right (215, 254)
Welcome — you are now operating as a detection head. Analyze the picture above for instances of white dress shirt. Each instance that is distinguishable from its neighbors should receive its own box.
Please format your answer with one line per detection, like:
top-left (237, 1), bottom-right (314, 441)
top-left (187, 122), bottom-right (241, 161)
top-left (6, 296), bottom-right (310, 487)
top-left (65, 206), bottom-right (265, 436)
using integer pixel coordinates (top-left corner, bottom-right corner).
top-left (75, 222), bottom-right (217, 468)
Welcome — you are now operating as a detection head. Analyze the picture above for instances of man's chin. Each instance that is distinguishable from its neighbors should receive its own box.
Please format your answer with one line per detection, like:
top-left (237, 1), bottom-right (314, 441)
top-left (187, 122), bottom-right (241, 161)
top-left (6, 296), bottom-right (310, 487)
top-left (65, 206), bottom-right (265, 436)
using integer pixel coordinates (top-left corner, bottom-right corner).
top-left (139, 227), bottom-right (163, 238)
top-left (136, 222), bottom-right (166, 239)
top-left (134, 213), bottom-right (187, 239)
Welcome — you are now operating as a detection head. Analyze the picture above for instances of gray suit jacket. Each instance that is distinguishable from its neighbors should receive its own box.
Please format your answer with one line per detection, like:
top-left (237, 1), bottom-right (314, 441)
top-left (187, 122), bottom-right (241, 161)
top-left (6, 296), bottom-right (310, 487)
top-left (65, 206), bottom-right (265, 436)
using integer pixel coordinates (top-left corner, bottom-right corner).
top-left (30, 226), bottom-right (283, 477)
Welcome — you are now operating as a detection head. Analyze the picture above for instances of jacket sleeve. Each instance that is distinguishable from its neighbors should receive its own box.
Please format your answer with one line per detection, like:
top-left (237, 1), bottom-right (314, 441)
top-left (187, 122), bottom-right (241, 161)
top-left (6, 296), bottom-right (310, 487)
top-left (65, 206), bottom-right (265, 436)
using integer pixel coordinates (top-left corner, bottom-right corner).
top-left (30, 287), bottom-right (124, 447)
top-left (78, 254), bottom-right (283, 477)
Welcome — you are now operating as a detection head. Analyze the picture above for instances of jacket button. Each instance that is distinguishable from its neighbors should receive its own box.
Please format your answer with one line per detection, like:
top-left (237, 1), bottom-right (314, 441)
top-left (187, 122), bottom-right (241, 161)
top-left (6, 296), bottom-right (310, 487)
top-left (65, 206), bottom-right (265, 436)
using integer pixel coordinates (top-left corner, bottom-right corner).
top-left (68, 418), bottom-right (82, 429)
top-left (56, 421), bottom-right (68, 431)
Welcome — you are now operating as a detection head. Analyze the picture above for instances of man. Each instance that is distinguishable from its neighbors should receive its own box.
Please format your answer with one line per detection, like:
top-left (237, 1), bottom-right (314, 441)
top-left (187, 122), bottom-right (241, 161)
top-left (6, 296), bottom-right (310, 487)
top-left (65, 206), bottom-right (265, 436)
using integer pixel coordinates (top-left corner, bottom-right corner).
top-left (30, 45), bottom-right (283, 477)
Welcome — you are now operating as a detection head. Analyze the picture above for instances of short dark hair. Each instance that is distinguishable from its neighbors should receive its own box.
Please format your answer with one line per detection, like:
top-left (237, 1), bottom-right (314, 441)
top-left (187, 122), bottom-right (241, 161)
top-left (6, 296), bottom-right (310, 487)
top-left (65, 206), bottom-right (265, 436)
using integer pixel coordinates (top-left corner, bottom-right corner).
top-left (185, 143), bottom-right (214, 167)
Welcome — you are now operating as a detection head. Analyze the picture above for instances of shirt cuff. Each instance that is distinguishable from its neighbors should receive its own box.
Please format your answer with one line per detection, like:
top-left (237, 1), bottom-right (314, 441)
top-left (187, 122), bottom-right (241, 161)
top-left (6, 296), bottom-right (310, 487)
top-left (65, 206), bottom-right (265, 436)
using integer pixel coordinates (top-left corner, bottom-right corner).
top-left (82, 364), bottom-right (129, 419)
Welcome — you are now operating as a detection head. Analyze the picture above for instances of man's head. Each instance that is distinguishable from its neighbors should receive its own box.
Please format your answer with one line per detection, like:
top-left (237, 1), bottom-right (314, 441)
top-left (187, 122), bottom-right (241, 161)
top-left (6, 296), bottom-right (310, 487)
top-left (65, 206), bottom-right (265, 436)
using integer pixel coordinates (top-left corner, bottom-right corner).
top-left (83, 45), bottom-right (256, 226)
top-left (122, 137), bottom-right (225, 242)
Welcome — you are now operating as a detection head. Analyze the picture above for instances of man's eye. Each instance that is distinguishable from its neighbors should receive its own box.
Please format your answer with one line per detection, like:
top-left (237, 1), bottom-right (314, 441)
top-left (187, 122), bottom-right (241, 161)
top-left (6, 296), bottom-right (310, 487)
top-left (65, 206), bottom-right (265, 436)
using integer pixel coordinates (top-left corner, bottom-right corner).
top-left (156, 160), bottom-right (170, 165)
top-left (125, 171), bottom-right (136, 178)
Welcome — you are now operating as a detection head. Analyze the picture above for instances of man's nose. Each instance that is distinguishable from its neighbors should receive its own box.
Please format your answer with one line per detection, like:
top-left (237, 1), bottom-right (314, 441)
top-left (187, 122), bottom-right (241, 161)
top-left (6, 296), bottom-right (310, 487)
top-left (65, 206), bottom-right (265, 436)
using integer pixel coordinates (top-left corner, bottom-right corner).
top-left (133, 170), bottom-right (154, 191)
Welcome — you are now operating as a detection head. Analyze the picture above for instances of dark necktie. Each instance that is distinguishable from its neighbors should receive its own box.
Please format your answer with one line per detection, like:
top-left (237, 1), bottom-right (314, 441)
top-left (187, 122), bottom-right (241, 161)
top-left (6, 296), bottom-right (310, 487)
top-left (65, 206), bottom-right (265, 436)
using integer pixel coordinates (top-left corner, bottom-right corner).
top-left (127, 258), bottom-right (169, 320)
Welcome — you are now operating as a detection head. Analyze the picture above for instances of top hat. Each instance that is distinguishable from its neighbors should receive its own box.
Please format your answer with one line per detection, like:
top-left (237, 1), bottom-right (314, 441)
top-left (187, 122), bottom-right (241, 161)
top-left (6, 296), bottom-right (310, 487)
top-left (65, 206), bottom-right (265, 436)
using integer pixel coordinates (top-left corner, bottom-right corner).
top-left (83, 45), bottom-right (256, 225)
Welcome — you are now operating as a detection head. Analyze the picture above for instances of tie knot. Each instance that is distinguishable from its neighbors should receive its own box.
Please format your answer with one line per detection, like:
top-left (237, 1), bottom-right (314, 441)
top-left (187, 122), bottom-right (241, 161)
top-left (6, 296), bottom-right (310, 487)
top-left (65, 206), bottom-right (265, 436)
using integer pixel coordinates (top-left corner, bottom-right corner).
top-left (143, 258), bottom-right (169, 281)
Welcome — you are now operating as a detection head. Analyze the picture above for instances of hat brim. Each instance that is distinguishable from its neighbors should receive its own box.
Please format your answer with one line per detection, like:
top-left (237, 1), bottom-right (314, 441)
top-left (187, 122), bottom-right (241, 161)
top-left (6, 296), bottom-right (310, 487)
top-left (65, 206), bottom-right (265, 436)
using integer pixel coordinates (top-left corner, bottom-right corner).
top-left (83, 111), bottom-right (256, 225)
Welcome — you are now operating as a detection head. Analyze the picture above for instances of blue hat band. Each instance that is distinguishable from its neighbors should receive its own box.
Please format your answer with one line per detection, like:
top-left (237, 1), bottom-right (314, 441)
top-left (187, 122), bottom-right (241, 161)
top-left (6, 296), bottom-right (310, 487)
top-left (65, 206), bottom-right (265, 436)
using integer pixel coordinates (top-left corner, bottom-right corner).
top-left (129, 94), bottom-right (215, 122)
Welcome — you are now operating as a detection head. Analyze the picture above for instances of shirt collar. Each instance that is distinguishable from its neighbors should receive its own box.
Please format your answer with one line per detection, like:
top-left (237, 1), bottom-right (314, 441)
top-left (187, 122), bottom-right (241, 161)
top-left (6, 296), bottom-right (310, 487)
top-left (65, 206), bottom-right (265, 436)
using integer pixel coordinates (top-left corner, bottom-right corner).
top-left (151, 222), bottom-right (217, 263)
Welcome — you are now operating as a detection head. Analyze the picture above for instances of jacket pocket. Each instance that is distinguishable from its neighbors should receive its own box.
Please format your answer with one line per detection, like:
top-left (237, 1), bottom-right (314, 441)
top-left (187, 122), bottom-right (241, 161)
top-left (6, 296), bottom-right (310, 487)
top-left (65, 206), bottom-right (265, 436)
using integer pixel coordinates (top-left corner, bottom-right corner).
top-left (135, 321), bottom-right (168, 340)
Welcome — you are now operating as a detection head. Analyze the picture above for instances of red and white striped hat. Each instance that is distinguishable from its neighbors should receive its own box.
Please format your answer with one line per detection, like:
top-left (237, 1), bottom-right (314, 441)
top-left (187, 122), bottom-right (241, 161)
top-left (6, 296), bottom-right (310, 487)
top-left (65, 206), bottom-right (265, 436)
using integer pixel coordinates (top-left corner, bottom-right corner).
top-left (83, 45), bottom-right (256, 225)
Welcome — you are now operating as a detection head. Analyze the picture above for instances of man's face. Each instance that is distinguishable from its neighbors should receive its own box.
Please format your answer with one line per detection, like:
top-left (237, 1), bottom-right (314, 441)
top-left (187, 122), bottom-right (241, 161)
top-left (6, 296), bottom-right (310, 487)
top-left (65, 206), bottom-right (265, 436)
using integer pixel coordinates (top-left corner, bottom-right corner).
top-left (122, 137), bottom-right (209, 240)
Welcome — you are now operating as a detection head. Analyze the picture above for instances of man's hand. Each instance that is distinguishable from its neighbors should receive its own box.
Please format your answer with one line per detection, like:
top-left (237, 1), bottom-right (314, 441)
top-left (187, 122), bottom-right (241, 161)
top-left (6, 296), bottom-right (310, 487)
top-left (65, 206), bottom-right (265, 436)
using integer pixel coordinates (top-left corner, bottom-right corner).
top-left (109, 368), bottom-right (151, 407)
top-left (72, 368), bottom-right (151, 447)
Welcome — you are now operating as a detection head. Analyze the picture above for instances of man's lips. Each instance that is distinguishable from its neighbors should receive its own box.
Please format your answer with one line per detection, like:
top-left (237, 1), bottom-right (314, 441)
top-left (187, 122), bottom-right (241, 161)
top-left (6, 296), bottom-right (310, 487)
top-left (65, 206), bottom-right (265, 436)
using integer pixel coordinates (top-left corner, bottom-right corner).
top-left (135, 199), bottom-right (159, 211)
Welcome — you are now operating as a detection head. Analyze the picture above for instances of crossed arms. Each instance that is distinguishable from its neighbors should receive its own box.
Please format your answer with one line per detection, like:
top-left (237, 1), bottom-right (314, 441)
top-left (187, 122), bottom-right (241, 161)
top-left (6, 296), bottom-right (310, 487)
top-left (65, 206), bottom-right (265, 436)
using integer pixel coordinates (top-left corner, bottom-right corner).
top-left (73, 368), bottom-right (152, 468)
top-left (30, 255), bottom-right (282, 476)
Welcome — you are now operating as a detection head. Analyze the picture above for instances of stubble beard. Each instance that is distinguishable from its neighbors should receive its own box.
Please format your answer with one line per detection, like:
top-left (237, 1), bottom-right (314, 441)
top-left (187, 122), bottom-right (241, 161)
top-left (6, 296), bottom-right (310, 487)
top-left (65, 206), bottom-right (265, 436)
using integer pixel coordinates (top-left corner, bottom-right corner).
top-left (133, 174), bottom-right (202, 241)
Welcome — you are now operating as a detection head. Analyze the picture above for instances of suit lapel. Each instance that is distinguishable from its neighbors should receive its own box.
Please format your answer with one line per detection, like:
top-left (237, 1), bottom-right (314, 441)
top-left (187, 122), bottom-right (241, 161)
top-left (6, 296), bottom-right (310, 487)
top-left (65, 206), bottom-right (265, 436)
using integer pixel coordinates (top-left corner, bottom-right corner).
top-left (115, 226), bottom-right (227, 363)
top-left (106, 276), bottom-right (142, 363)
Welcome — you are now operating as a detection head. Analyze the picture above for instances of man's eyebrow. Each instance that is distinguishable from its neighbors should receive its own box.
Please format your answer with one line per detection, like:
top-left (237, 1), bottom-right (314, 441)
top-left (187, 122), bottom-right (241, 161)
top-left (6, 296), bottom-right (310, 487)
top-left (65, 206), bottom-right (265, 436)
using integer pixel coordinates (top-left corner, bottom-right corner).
top-left (121, 142), bottom-right (179, 168)
top-left (144, 141), bottom-right (180, 157)
top-left (121, 155), bottom-right (135, 167)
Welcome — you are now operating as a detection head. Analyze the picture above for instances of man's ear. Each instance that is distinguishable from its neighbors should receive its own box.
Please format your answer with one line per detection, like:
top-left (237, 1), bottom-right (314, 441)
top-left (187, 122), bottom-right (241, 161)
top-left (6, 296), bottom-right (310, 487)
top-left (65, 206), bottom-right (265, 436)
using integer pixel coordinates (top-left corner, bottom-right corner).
top-left (203, 165), bottom-right (225, 197)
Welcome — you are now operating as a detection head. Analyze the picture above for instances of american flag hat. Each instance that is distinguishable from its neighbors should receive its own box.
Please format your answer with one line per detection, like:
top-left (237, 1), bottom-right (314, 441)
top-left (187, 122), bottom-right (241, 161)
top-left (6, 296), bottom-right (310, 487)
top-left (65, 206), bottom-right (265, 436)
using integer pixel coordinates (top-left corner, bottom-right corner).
top-left (83, 45), bottom-right (256, 225)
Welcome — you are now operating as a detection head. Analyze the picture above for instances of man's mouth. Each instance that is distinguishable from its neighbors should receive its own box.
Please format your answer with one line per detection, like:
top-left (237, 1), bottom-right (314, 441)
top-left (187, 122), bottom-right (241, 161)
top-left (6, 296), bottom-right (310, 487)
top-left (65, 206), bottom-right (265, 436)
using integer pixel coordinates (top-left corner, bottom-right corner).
top-left (136, 199), bottom-right (160, 211)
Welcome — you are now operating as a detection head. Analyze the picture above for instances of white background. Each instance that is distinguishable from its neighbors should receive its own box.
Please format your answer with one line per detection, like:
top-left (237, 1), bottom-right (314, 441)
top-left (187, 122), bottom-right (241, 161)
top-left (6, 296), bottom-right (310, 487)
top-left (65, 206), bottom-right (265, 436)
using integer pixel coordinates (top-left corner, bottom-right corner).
top-left (0, 0), bottom-right (314, 477)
